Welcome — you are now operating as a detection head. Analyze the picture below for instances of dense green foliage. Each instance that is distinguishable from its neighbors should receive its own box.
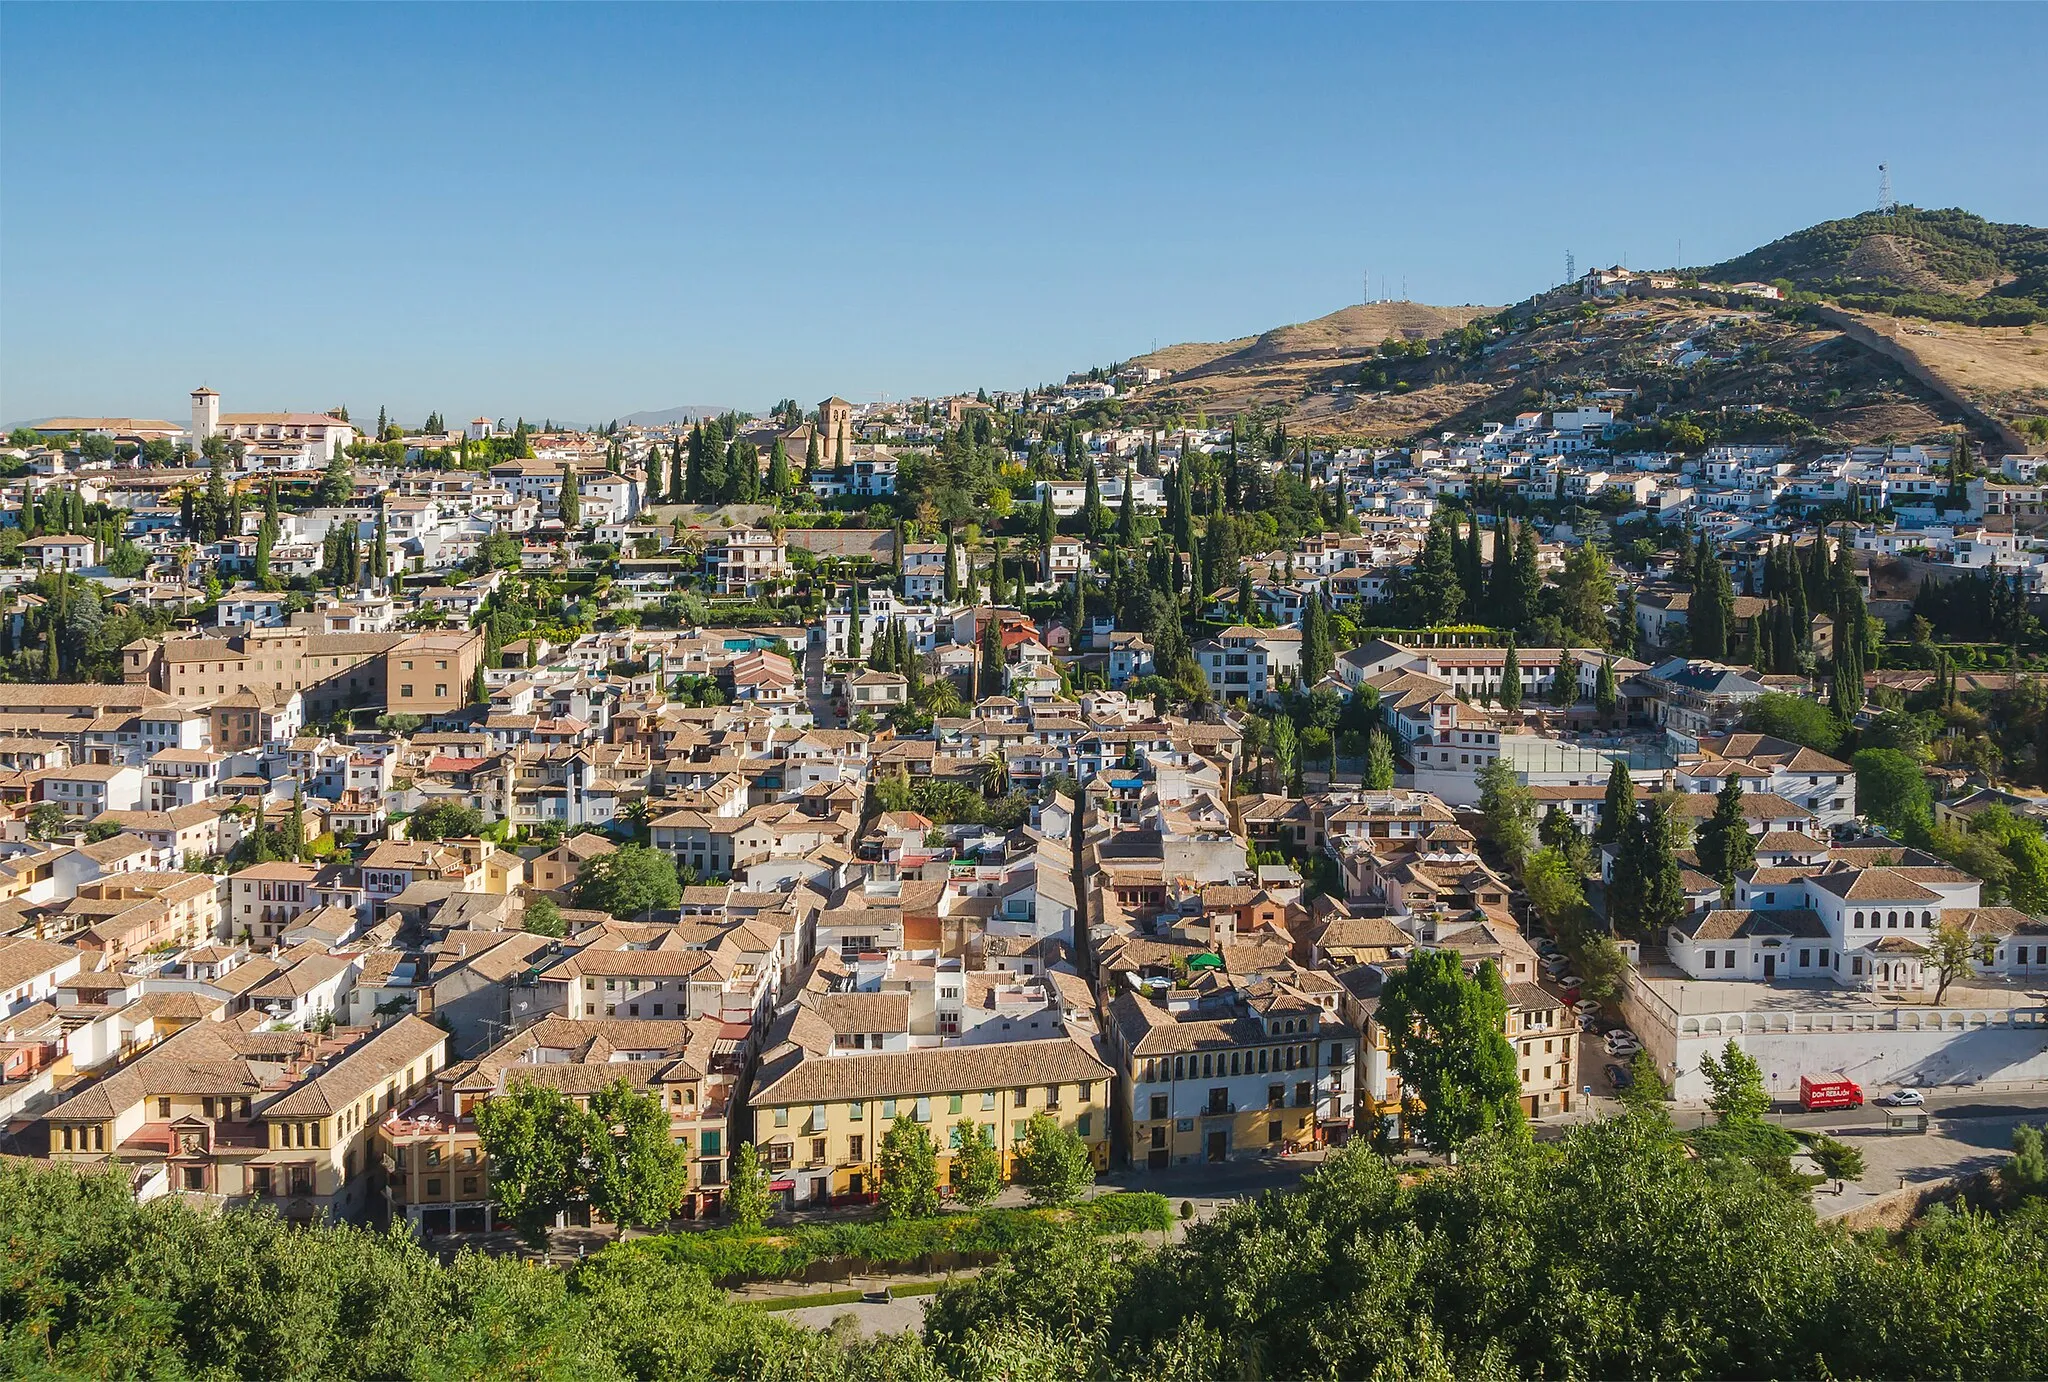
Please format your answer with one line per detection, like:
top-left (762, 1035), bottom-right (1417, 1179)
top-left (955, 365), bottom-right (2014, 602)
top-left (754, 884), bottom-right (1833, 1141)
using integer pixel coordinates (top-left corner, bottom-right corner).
top-left (621, 1193), bottom-right (1171, 1285)
top-left (922, 1116), bottom-right (2048, 1381)
top-left (0, 1159), bottom-right (908, 1381)
top-left (11, 1132), bottom-right (2047, 1380)
top-left (1703, 207), bottom-right (2048, 324)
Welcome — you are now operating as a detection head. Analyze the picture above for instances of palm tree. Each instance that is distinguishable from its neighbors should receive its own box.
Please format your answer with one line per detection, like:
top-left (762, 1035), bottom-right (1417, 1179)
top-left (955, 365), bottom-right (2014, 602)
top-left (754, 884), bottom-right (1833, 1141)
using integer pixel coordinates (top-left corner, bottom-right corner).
top-left (979, 750), bottom-right (1008, 797)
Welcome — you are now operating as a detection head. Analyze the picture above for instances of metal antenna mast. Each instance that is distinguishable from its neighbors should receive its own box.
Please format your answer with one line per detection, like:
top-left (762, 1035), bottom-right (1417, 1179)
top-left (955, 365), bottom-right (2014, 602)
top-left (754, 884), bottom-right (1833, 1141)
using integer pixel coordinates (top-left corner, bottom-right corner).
top-left (1565, 250), bottom-right (1576, 285)
top-left (1878, 163), bottom-right (1895, 214)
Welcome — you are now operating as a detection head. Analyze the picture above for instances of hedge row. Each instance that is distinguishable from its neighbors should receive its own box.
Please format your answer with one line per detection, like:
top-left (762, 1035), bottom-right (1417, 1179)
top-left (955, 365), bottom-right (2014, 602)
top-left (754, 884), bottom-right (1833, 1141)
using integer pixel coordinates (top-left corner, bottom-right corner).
top-left (628, 1193), bottom-right (1172, 1285)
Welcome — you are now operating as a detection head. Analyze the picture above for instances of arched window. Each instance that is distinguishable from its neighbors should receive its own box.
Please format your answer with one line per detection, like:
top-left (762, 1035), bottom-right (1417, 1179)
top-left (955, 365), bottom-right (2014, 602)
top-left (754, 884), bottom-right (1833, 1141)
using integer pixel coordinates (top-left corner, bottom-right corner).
top-left (1888, 911), bottom-right (1899, 928)
top-left (1922, 910), bottom-right (1933, 926)
top-left (1853, 911), bottom-right (1864, 928)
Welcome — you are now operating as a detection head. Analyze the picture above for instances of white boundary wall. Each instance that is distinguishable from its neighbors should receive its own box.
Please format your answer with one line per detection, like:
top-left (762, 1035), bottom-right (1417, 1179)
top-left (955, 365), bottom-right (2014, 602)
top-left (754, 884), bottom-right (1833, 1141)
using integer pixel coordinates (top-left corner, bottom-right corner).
top-left (1622, 977), bottom-right (2048, 1101)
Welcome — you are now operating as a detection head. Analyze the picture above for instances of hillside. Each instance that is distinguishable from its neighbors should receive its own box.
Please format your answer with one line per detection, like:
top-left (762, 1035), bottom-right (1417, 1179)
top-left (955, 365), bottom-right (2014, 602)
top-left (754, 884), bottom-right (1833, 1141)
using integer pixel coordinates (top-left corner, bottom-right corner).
top-left (1700, 207), bottom-right (2048, 326)
top-left (1129, 301), bottom-right (1491, 377)
top-left (620, 404), bottom-right (731, 427)
top-left (1098, 209), bottom-right (2047, 451)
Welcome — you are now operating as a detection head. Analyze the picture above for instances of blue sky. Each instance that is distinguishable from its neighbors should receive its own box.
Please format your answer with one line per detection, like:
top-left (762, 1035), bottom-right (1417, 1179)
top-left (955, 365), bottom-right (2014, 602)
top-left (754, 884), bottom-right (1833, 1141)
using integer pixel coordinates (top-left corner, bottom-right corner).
top-left (4, 3), bottom-right (2043, 425)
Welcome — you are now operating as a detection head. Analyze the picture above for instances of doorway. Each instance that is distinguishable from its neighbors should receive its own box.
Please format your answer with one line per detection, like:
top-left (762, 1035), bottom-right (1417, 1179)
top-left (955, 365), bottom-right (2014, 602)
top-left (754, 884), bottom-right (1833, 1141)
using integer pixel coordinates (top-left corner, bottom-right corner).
top-left (1763, 954), bottom-right (1776, 979)
top-left (1206, 1130), bottom-right (1228, 1163)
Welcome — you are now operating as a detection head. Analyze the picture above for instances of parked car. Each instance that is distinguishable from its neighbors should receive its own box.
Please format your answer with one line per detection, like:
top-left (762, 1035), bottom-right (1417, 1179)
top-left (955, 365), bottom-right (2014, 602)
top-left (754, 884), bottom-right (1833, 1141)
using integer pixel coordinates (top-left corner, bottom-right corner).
top-left (1557, 973), bottom-right (1582, 990)
top-left (1572, 999), bottom-right (1601, 1018)
top-left (1876, 1088), bottom-right (1924, 1107)
top-left (1604, 1062), bottom-right (1634, 1090)
top-left (1604, 1032), bottom-right (1640, 1055)
top-left (1578, 1014), bottom-right (1602, 1032)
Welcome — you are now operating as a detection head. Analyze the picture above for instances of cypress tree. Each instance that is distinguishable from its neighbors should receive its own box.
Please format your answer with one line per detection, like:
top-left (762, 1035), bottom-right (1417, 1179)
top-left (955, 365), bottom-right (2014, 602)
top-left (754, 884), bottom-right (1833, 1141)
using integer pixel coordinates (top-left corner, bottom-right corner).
top-left (559, 465), bottom-right (580, 527)
top-left (373, 509), bottom-right (388, 580)
top-left (671, 436), bottom-right (687, 503)
top-left (1550, 647), bottom-right (1578, 707)
top-left (1488, 518), bottom-right (1516, 618)
top-left (1301, 593), bottom-right (1332, 687)
top-left (944, 530), bottom-right (960, 603)
top-left (1068, 574), bottom-right (1086, 645)
top-left (285, 789), bottom-right (306, 862)
top-left (980, 611), bottom-right (1003, 699)
top-left (1117, 467), bottom-right (1136, 545)
top-left (1595, 657), bottom-right (1619, 721)
top-left (1690, 536), bottom-right (1731, 660)
top-left (846, 585), bottom-right (863, 661)
top-left (1499, 636), bottom-right (1523, 712)
top-left (767, 439), bottom-right (791, 497)
top-left (1696, 776), bottom-right (1757, 886)
top-left (248, 797), bottom-right (272, 865)
top-left (1460, 513), bottom-right (1484, 617)
top-left (1512, 522), bottom-right (1541, 630)
top-left (1595, 759), bottom-right (1633, 844)
top-left (1237, 571), bottom-right (1256, 623)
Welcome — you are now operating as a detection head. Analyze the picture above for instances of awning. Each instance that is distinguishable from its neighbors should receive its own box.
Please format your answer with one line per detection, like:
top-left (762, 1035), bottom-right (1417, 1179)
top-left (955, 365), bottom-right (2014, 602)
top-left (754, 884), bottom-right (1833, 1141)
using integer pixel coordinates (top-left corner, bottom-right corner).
top-left (768, 1179), bottom-right (795, 1191)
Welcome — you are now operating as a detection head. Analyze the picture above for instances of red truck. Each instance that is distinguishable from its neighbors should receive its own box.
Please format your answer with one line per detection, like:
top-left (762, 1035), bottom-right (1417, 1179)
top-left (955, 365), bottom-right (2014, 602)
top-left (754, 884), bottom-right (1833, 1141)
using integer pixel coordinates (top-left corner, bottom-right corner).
top-left (1799, 1073), bottom-right (1864, 1112)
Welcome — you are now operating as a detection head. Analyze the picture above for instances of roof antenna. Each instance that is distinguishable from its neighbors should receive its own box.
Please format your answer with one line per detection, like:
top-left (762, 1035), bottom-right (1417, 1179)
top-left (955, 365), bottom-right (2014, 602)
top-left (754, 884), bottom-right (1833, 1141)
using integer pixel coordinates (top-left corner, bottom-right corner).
top-left (1878, 163), bottom-right (1896, 214)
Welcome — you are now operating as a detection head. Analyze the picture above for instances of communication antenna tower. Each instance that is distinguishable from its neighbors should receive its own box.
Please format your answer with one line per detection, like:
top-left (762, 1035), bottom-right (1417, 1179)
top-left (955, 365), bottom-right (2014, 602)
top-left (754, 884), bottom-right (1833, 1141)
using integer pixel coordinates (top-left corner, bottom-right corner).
top-left (1878, 163), bottom-right (1896, 214)
top-left (1566, 250), bottom-right (1576, 285)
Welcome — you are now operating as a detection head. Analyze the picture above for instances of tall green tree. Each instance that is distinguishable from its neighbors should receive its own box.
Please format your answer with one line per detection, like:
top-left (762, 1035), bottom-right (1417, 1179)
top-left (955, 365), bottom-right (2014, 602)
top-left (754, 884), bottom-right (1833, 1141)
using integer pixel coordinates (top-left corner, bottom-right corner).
top-left (1300, 593), bottom-right (1332, 688)
top-left (1690, 535), bottom-right (1732, 659)
top-left (725, 1142), bottom-right (772, 1231)
top-left (1376, 950), bottom-right (1524, 1153)
top-left (1550, 647), bottom-right (1579, 707)
top-left (1595, 759), bottom-right (1634, 844)
top-left (1476, 754), bottom-right (1536, 867)
top-left (1407, 514), bottom-right (1464, 625)
top-left (472, 1079), bottom-right (599, 1244)
top-left (1365, 728), bottom-right (1396, 790)
top-left (585, 1078), bottom-right (692, 1229)
top-left (1699, 1040), bottom-right (1770, 1123)
top-left (950, 1118), bottom-right (1001, 1207)
top-left (559, 465), bottom-right (581, 528)
top-left (879, 1114), bottom-right (941, 1221)
top-left (1498, 637), bottom-right (1523, 712)
top-left (1014, 1112), bottom-right (1093, 1204)
top-left (1610, 797), bottom-right (1685, 937)
top-left (1694, 776), bottom-right (1757, 885)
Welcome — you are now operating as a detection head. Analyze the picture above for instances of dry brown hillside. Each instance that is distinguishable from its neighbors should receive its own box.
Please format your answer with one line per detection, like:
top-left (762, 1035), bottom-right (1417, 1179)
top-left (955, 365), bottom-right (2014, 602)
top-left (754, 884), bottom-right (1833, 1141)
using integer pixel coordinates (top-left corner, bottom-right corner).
top-left (1835, 312), bottom-right (2048, 452)
top-left (1131, 302), bottom-right (1491, 377)
top-left (1109, 297), bottom-right (1991, 448)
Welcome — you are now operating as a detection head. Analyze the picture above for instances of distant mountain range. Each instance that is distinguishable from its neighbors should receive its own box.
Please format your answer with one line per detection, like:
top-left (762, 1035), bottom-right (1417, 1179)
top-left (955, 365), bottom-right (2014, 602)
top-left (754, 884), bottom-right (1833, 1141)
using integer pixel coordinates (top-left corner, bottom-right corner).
top-left (618, 405), bottom-right (733, 427)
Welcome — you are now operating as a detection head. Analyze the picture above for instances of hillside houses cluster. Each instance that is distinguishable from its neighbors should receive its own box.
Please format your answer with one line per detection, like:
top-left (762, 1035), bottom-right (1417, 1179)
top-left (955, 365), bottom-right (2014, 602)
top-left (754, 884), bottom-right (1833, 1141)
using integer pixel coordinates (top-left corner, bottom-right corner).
top-left (3, 389), bottom-right (2043, 1237)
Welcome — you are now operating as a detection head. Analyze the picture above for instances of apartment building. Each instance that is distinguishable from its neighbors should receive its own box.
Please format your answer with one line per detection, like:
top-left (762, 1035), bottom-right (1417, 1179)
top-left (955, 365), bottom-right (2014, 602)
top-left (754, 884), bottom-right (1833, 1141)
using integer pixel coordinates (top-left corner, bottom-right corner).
top-left (379, 1014), bottom-right (744, 1231)
top-left (1108, 969), bottom-right (1356, 1169)
top-left (748, 990), bottom-right (1112, 1207)
top-left (125, 628), bottom-right (403, 721)
top-left (41, 1012), bottom-right (445, 1221)
top-left (385, 630), bottom-right (486, 720)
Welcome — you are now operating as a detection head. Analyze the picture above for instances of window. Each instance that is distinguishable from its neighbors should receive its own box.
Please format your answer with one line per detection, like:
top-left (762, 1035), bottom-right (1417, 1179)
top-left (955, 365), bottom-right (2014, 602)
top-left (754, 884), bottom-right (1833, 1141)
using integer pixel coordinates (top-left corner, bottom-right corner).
top-left (948, 1094), bottom-right (963, 1115)
top-left (400, 685), bottom-right (413, 698)
top-left (981, 1092), bottom-right (996, 1111)
top-left (914, 1097), bottom-right (930, 1123)
top-left (1725, 950), bottom-right (1735, 968)
top-left (1149, 1094), bottom-right (1168, 1120)
top-left (847, 1134), bottom-right (864, 1160)
top-left (699, 1130), bottom-right (721, 1156)
top-left (774, 1107), bottom-right (788, 1128)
